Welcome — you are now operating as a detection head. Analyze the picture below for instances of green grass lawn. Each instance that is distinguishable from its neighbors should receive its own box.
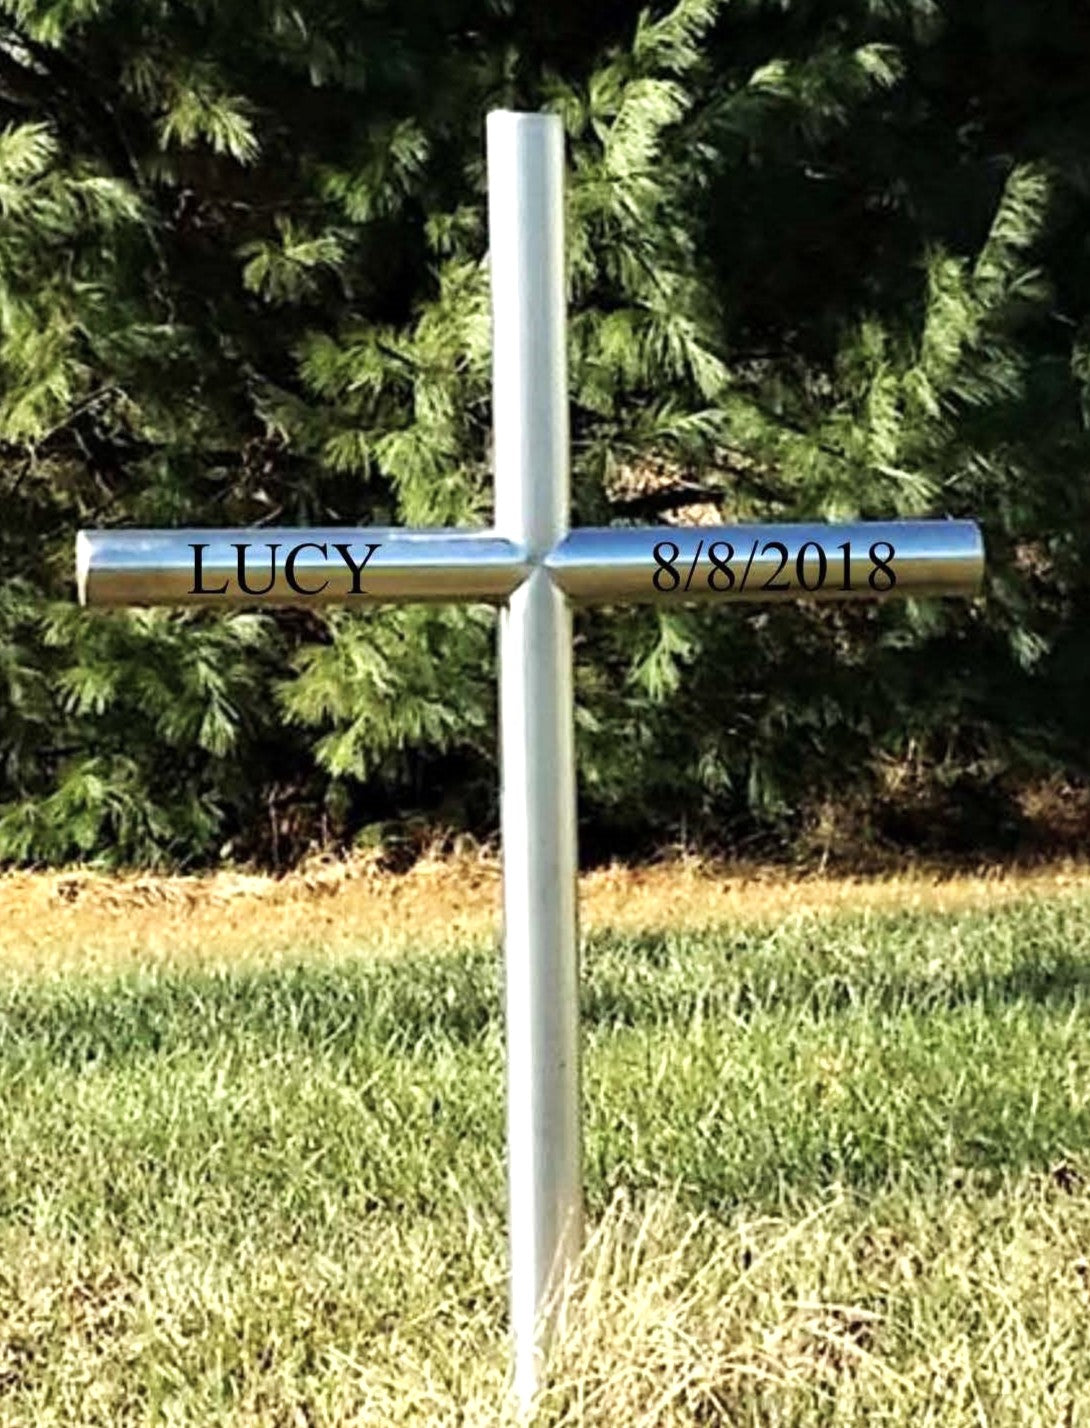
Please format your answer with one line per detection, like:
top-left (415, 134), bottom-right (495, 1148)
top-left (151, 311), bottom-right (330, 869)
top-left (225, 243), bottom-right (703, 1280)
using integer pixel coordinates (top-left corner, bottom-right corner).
top-left (2, 892), bottom-right (1090, 1424)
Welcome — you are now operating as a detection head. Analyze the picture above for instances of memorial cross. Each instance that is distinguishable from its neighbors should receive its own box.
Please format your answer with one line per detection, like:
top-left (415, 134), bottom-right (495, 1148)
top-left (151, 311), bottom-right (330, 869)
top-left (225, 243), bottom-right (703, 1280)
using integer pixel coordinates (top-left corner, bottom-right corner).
top-left (76, 111), bottom-right (984, 1409)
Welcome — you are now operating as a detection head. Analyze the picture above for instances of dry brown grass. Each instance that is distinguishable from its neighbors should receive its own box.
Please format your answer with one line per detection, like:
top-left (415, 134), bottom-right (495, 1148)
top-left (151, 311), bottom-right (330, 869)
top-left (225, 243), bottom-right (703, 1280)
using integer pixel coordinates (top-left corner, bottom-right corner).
top-left (305, 1188), bottom-right (1090, 1425)
top-left (2, 850), bottom-right (1090, 977)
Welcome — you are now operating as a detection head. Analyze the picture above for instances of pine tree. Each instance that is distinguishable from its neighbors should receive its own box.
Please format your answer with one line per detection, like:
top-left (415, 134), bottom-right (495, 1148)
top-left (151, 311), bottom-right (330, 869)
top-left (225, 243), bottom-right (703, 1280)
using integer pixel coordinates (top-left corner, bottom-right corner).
top-left (1, 0), bottom-right (1089, 864)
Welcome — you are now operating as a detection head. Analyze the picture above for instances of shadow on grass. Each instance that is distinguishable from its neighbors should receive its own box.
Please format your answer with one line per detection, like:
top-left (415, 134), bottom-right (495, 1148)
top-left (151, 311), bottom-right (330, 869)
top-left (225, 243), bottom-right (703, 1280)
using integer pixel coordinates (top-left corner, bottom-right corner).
top-left (1, 916), bottom-right (1089, 1071)
top-left (581, 934), bottom-right (1090, 1028)
top-left (0, 954), bottom-right (501, 1069)
top-left (2, 917), bottom-right (1090, 1217)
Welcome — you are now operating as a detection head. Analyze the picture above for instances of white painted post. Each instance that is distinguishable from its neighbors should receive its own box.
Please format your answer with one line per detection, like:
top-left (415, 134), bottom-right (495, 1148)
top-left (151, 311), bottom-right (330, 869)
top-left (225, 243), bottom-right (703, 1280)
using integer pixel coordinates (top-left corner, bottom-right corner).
top-left (487, 110), bottom-right (582, 1410)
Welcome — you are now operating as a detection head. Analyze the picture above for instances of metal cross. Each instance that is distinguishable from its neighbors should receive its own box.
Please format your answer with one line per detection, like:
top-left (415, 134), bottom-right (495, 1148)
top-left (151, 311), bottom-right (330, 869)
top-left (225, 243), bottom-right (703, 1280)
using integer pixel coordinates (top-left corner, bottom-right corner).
top-left (77, 111), bottom-right (984, 1409)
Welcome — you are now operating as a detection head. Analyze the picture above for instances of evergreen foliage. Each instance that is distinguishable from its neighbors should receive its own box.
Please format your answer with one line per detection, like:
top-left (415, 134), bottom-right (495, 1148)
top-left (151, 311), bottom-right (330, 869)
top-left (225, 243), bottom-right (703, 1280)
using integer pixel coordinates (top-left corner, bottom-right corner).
top-left (0, 0), bottom-right (1087, 864)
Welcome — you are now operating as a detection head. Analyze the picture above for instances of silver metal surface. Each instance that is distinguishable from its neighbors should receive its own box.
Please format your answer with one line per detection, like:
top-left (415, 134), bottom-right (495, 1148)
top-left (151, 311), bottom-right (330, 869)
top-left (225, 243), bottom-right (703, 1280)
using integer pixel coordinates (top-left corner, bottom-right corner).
top-left (489, 109), bottom-right (582, 1412)
top-left (548, 520), bottom-right (984, 604)
top-left (76, 528), bottom-right (527, 607)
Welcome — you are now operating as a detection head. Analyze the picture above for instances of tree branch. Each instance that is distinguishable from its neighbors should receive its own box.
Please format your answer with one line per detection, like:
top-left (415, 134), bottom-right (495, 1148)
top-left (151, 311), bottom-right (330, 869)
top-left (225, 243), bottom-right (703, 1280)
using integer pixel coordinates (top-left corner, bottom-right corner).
top-left (608, 483), bottom-right (723, 518)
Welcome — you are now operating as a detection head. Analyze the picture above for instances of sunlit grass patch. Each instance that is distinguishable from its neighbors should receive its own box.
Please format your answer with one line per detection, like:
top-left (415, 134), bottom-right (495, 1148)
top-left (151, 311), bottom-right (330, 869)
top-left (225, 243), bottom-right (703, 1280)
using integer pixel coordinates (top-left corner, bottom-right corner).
top-left (533, 1186), bottom-right (1090, 1426)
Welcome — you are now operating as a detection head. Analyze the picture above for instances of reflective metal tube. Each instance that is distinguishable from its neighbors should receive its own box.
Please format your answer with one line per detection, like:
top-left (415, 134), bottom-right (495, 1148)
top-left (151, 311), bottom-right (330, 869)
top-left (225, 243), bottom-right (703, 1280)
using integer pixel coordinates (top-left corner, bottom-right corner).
top-left (547, 520), bottom-right (984, 605)
top-left (76, 528), bottom-right (528, 607)
top-left (489, 110), bottom-right (582, 1412)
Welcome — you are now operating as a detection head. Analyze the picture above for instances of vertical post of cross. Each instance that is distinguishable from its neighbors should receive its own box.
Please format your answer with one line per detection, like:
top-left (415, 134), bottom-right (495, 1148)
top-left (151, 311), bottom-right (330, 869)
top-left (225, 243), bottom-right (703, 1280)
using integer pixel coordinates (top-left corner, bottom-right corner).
top-left (487, 110), bottom-right (582, 1409)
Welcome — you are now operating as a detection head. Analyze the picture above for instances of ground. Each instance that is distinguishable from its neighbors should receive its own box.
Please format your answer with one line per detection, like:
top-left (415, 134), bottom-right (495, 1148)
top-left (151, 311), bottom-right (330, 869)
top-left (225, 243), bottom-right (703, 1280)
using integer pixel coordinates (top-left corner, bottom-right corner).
top-left (3, 851), bottom-right (1088, 974)
top-left (1, 857), bottom-right (1090, 1424)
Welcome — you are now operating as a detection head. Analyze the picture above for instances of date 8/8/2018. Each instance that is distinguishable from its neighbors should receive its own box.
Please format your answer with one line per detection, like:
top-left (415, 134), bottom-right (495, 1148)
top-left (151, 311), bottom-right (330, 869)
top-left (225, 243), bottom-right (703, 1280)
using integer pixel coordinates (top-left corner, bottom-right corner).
top-left (650, 537), bottom-right (896, 595)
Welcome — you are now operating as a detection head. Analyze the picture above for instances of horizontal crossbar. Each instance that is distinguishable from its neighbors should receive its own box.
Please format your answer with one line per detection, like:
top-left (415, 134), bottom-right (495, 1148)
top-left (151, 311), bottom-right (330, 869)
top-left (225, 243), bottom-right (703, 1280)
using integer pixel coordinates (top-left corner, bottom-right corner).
top-left (548, 520), bottom-right (984, 604)
top-left (77, 528), bottom-right (528, 607)
top-left (76, 520), bottom-right (984, 608)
